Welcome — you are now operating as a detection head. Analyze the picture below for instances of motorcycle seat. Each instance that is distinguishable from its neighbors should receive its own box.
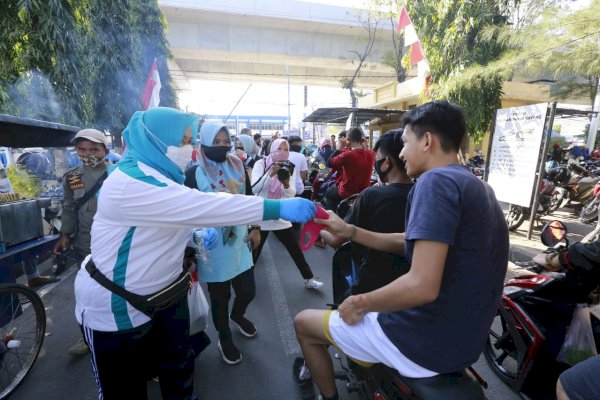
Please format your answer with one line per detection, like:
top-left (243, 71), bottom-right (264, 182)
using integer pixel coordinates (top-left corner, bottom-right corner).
top-left (394, 367), bottom-right (485, 400)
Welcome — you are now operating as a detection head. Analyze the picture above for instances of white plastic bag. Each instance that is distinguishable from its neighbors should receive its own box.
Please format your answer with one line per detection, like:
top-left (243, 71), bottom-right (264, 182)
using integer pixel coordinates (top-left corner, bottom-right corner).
top-left (188, 281), bottom-right (209, 335)
top-left (556, 304), bottom-right (598, 366)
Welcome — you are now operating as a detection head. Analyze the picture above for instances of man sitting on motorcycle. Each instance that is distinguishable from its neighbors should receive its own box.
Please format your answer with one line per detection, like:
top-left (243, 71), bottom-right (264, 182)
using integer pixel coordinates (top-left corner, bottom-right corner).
top-left (320, 129), bottom-right (414, 294)
top-left (293, 101), bottom-right (509, 400)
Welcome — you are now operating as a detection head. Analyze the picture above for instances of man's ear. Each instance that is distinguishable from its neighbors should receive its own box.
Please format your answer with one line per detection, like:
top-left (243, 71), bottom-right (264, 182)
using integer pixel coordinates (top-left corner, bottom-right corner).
top-left (104, 147), bottom-right (110, 155)
top-left (422, 132), bottom-right (433, 151)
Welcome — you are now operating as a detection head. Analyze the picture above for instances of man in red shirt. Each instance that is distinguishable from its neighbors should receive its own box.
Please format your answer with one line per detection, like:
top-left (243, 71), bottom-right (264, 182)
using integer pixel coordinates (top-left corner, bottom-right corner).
top-left (324, 127), bottom-right (375, 211)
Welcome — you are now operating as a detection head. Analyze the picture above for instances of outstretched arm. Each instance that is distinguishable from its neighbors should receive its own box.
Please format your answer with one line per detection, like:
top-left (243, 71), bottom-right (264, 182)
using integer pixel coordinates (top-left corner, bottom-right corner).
top-left (316, 211), bottom-right (405, 255)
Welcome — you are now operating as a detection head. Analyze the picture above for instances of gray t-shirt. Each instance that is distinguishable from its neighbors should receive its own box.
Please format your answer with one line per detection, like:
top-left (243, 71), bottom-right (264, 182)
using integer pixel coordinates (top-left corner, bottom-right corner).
top-left (377, 164), bottom-right (508, 373)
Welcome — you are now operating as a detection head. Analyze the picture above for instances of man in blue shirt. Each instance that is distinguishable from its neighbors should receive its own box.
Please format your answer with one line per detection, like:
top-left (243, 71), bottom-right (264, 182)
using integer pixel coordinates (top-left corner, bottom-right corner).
top-left (293, 101), bottom-right (509, 400)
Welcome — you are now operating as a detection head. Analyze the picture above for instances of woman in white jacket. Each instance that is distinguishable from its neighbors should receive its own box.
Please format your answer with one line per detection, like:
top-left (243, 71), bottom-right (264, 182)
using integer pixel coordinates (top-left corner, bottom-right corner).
top-left (74, 108), bottom-right (316, 400)
top-left (251, 138), bottom-right (323, 289)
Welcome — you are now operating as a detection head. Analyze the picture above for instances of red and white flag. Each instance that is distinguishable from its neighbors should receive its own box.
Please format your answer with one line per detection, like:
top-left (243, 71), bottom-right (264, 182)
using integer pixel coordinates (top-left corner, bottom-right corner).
top-left (395, 7), bottom-right (430, 77)
top-left (141, 58), bottom-right (161, 110)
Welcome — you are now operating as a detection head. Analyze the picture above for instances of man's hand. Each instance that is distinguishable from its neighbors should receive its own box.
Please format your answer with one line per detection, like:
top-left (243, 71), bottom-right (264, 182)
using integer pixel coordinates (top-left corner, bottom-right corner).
top-left (593, 184), bottom-right (600, 198)
top-left (52, 234), bottom-right (71, 256)
top-left (248, 229), bottom-right (261, 249)
top-left (281, 176), bottom-right (291, 189)
top-left (338, 294), bottom-right (369, 325)
top-left (532, 252), bottom-right (562, 272)
top-left (316, 211), bottom-right (353, 239)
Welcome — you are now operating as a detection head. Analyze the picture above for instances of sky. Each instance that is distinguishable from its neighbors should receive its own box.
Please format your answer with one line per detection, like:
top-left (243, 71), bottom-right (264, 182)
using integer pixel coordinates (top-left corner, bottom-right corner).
top-left (178, 80), bottom-right (354, 129)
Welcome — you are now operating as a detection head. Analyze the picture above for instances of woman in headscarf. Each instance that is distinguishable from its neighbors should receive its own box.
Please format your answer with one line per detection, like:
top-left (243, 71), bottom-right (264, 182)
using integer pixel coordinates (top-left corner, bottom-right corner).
top-left (251, 139), bottom-right (323, 290)
top-left (190, 122), bottom-right (260, 365)
top-left (74, 108), bottom-right (316, 400)
top-left (314, 137), bottom-right (334, 166)
top-left (235, 134), bottom-right (260, 171)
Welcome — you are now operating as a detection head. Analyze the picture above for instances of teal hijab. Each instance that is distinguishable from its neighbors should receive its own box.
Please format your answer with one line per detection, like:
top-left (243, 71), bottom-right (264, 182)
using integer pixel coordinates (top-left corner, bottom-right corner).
top-left (119, 107), bottom-right (199, 184)
top-left (237, 135), bottom-right (256, 156)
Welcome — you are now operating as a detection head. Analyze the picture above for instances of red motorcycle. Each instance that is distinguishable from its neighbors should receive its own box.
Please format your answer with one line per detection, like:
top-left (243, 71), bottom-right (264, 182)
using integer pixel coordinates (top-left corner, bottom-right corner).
top-left (484, 221), bottom-right (600, 399)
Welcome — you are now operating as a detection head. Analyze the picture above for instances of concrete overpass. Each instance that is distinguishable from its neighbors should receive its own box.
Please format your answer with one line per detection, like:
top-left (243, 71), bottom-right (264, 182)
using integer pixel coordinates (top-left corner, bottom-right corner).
top-left (159, 0), bottom-right (399, 90)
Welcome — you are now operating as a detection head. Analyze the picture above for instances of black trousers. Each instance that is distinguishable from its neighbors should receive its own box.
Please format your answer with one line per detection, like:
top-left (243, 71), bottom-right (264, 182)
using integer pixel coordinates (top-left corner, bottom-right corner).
top-left (324, 183), bottom-right (342, 211)
top-left (84, 295), bottom-right (208, 400)
top-left (253, 228), bottom-right (314, 280)
top-left (206, 267), bottom-right (256, 340)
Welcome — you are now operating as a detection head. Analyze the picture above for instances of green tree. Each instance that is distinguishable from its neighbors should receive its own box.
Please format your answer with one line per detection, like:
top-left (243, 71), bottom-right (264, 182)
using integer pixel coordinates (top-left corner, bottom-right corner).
top-left (404, 0), bottom-right (515, 141)
top-left (0, 0), bottom-right (93, 124)
top-left (0, 0), bottom-right (177, 141)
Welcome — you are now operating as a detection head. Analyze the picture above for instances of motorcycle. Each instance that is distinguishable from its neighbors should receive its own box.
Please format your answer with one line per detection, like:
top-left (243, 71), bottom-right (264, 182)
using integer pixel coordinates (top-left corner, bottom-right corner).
top-left (294, 242), bottom-right (488, 400)
top-left (580, 196), bottom-right (599, 224)
top-left (506, 178), bottom-right (562, 231)
top-left (484, 220), bottom-right (600, 399)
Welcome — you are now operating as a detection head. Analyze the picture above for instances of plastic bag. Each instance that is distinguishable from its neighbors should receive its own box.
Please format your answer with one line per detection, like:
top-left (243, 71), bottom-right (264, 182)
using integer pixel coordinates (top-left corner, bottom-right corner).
top-left (188, 281), bottom-right (209, 335)
top-left (556, 304), bottom-right (598, 366)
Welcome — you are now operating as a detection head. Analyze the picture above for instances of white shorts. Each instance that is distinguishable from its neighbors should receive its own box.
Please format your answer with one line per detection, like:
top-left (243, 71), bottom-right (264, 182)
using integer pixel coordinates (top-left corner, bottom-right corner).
top-left (324, 310), bottom-right (437, 378)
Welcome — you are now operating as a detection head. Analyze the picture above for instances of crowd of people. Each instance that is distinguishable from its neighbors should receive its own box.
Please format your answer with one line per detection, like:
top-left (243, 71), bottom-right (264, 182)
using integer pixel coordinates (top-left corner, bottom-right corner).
top-left (39, 101), bottom-right (597, 400)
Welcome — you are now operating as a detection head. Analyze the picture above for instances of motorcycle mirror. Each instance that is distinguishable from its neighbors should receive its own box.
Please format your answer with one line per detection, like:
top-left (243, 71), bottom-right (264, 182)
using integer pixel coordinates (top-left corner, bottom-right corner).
top-left (540, 220), bottom-right (568, 247)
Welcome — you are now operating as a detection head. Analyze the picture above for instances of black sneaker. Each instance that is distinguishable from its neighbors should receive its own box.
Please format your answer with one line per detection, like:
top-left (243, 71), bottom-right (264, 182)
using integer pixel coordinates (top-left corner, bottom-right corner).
top-left (230, 314), bottom-right (257, 338)
top-left (293, 357), bottom-right (315, 399)
top-left (218, 339), bottom-right (242, 365)
top-left (292, 357), bottom-right (312, 384)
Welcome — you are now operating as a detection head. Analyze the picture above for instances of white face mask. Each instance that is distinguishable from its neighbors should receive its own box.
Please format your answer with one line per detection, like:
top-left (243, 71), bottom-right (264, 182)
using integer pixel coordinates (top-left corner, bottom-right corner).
top-left (141, 119), bottom-right (192, 170)
top-left (166, 145), bottom-right (193, 170)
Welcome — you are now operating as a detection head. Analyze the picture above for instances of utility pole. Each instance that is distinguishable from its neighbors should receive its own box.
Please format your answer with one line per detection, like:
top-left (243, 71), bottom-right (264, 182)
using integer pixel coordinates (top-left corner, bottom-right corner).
top-left (586, 77), bottom-right (600, 151)
top-left (285, 63), bottom-right (291, 136)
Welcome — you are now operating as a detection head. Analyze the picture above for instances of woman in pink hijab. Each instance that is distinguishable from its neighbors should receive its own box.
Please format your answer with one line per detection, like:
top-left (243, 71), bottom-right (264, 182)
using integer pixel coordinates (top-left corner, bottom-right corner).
top-left (250, 139), bottom-right (323, 289)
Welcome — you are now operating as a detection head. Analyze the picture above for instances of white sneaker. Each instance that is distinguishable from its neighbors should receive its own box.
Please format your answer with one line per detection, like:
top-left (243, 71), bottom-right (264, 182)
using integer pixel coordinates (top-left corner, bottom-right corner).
top-left (304, 278), bottom-right (323, 289)
top-left (68, 337), bottom-right (89, 356)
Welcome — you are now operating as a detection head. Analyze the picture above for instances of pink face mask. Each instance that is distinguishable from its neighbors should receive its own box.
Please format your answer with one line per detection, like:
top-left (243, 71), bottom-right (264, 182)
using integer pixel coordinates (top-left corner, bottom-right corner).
top-left (271, 150), bottom-right (289, 162)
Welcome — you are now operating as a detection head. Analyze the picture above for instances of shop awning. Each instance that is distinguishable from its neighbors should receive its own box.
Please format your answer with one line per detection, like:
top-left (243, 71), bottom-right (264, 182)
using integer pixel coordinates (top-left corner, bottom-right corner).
top-left (303, 107), bottom-right (405, 125)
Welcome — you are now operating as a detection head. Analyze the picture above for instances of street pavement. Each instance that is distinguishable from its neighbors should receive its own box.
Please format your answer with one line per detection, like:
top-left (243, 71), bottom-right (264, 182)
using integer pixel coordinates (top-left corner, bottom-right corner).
top-left (10, 209), bottom-right (596, 400)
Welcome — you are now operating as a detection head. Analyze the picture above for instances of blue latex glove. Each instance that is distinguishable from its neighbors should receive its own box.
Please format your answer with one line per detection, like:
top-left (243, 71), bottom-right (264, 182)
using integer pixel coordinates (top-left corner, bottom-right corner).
top-left (279, 198), bottom-right (317, 223)
top-left (193, 228), bottom-right (219, 251)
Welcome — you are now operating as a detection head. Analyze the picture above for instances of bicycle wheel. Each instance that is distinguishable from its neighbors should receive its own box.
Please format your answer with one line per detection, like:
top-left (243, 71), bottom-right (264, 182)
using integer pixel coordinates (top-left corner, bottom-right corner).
top-left (0, 284), bottom-right (46, 399)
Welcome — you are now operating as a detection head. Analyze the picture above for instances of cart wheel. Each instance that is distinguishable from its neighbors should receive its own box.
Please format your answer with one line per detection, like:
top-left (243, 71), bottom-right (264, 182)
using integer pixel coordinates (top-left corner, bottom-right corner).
top-left (0, 284), bottom-right (46, 399)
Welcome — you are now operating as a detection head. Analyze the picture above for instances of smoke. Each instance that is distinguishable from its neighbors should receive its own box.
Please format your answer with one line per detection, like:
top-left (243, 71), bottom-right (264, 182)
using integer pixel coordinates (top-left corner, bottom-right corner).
top-left (2, 69), bottom-right (78, 125)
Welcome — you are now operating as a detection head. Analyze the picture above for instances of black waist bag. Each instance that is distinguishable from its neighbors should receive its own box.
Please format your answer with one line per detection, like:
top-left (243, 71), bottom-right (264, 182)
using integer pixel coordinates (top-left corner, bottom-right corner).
top-left (85, 258), bottom-right (191, 318)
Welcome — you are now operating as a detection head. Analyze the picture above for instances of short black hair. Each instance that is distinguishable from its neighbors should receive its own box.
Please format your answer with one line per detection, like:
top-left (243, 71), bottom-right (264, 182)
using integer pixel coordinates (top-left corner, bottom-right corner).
top-left (253, 133), bottom-right (261, 141)
top-left (374, 129), bottom-right (406, 172)
top-left (347, 127), bottom-right (364, 143)
top-left (401, 100), bottom-right (466, 153)
top-left (338, 130), bottom-right (347, 139)
top-left (288, 135), bottom-right (302, 145)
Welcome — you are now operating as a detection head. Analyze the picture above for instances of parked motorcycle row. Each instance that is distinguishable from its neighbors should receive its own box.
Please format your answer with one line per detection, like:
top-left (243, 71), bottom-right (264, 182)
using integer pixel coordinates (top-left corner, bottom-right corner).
top-left (503, 157), bottom-right (600, 231)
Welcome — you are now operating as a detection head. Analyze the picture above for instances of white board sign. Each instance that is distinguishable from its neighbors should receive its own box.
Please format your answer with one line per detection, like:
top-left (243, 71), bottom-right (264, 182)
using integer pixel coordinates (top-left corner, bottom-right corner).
top-left (487, 103), bottom-right (548, 207)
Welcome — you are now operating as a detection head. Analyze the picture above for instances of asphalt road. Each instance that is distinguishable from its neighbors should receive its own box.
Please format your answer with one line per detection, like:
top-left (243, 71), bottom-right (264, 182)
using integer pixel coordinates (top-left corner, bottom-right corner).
top-left (11, 232), bottom-right (523, 400)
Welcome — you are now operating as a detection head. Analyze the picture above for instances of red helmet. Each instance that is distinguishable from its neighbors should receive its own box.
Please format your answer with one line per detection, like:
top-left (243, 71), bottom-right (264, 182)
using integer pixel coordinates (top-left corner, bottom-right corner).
top-left (592, 149), bottom-right (600, 159)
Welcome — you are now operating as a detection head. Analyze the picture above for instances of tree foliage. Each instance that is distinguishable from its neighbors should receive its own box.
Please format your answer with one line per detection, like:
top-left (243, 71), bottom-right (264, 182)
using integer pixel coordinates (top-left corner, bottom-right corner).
top-left (476, 1), bottom-right (600, 103)
top-left (403, 0), bottom-right (516, 141)
top-left (0, 0), bottom-right (177, 139)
